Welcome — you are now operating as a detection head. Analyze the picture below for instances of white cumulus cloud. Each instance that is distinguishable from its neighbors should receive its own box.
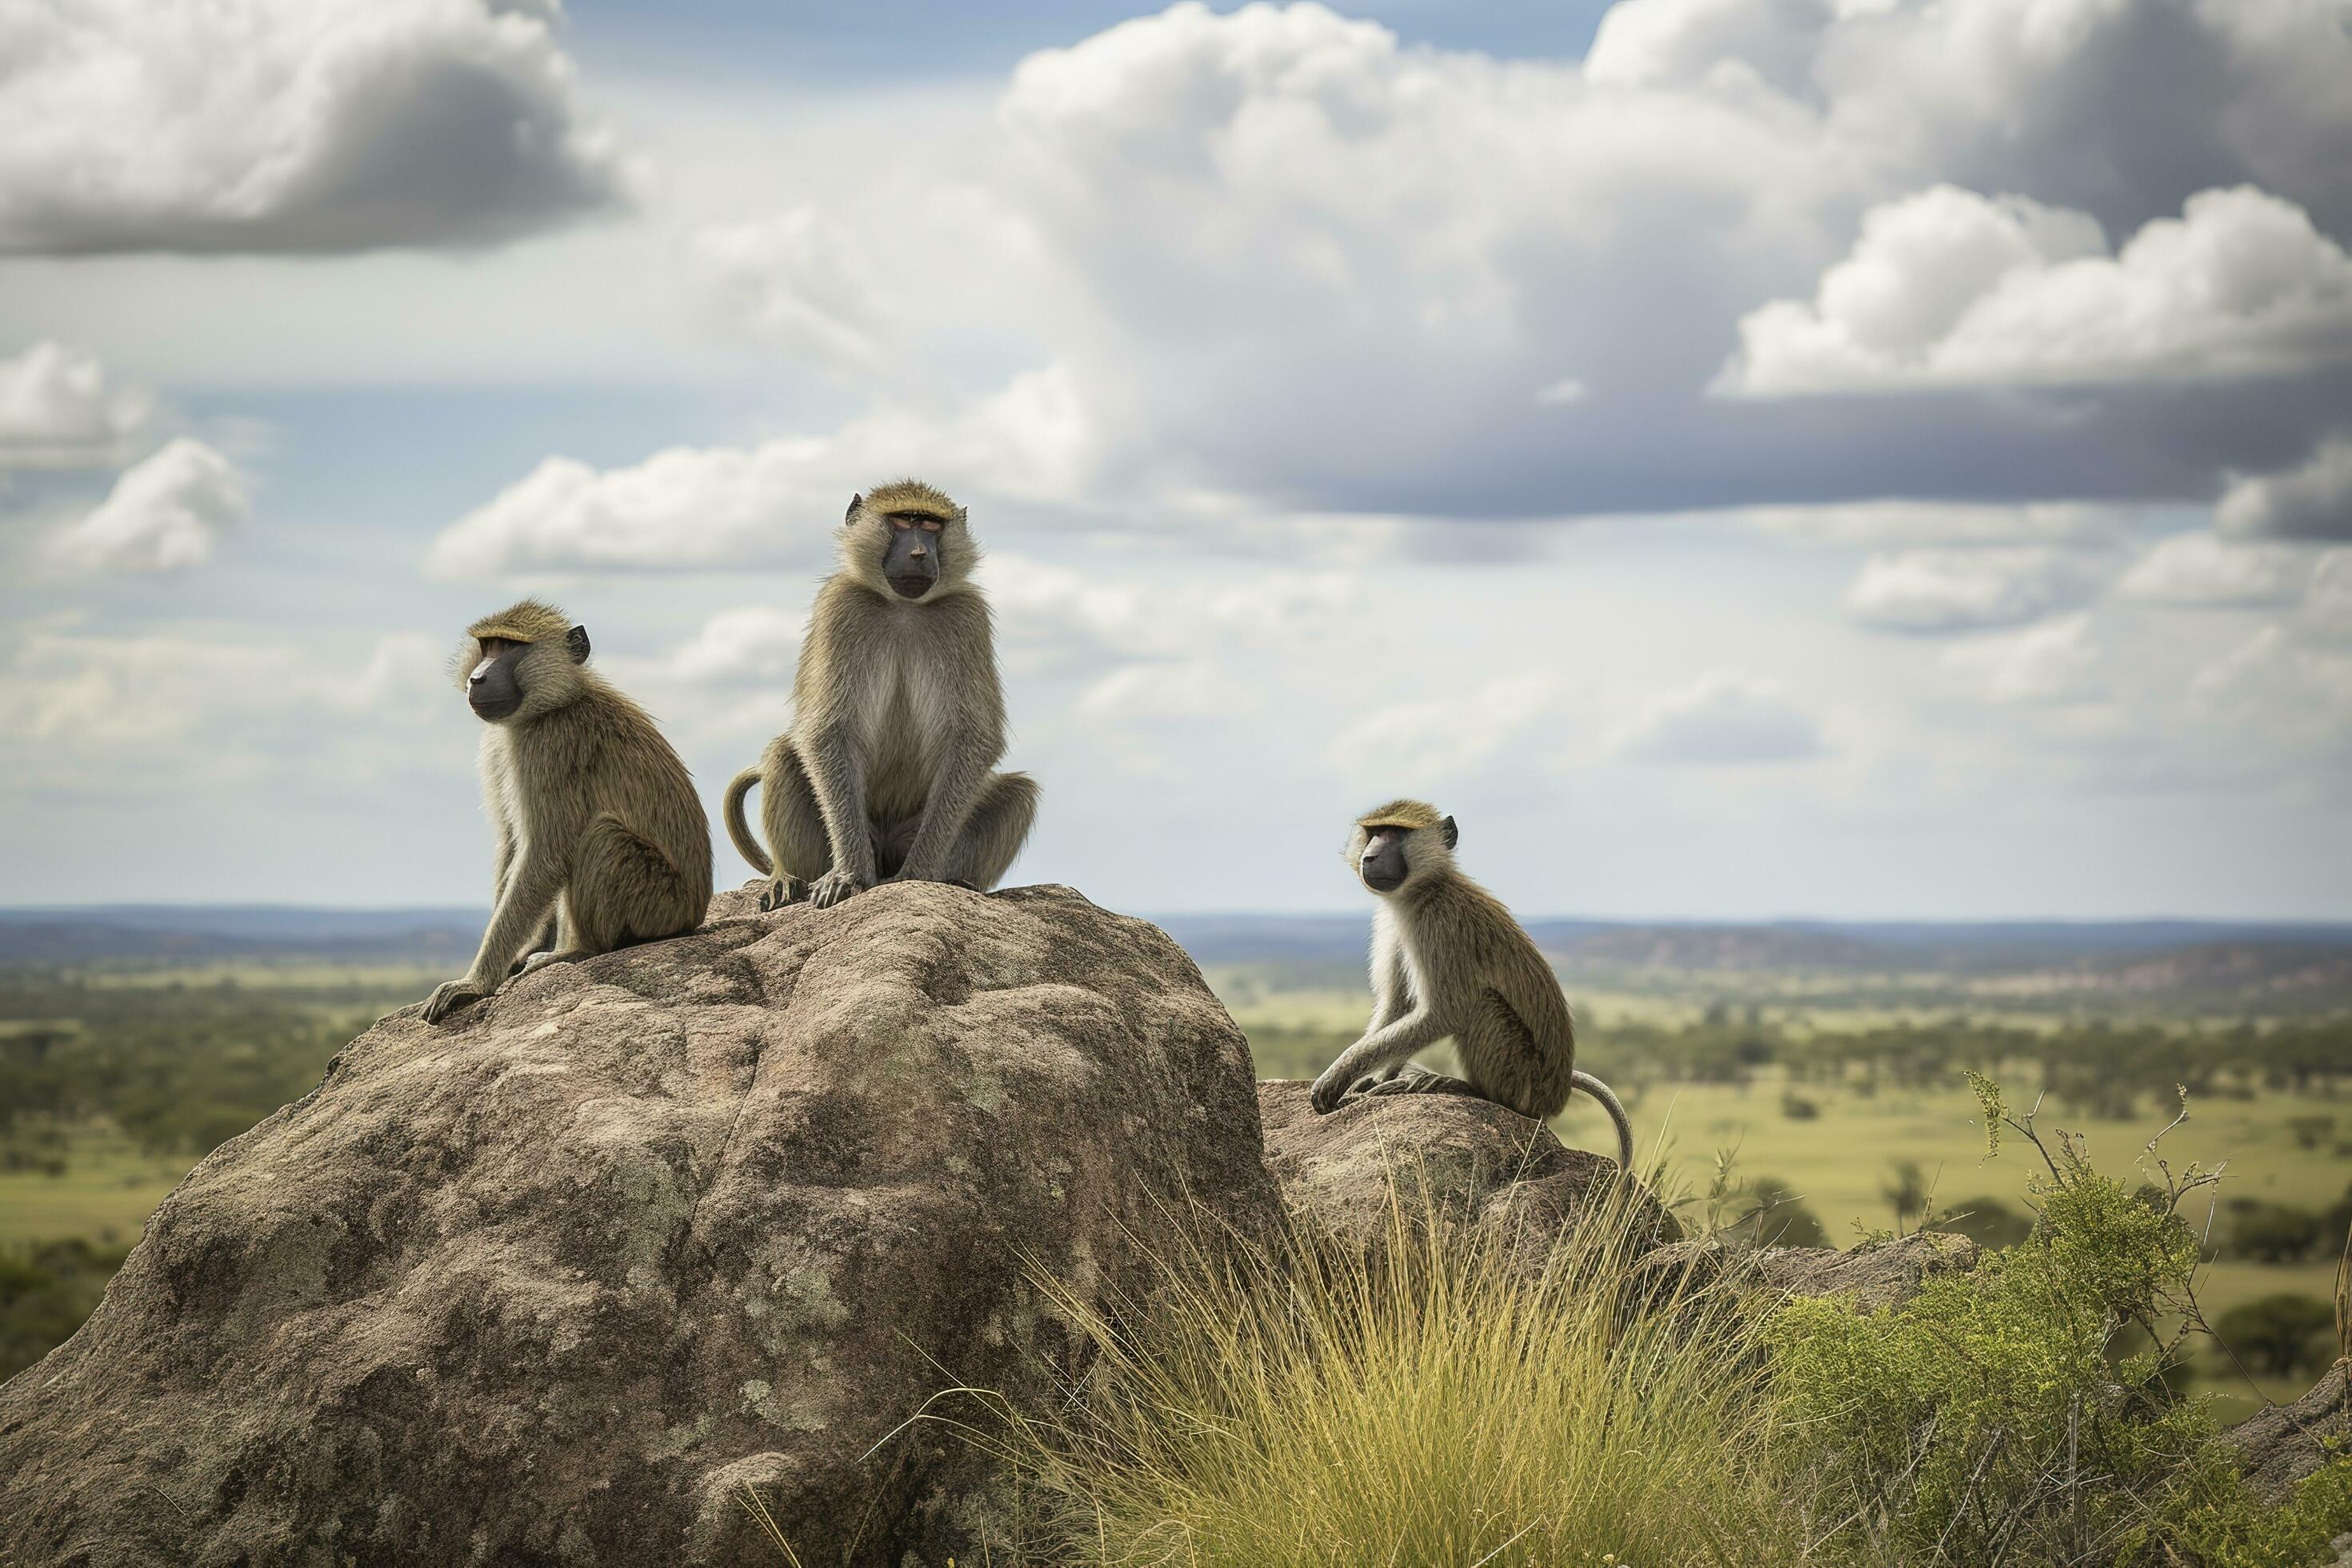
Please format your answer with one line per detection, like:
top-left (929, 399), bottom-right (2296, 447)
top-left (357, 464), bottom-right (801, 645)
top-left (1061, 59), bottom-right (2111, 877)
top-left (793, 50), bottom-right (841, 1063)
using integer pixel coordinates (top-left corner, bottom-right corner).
top-left (2218, 434), bottom-right (2352, 542)
top-left (427, 365), bottom-right (1094, 576)
top-left (0, 0), bottom-right (632, 254)
top-left (659, 606), bottom-right (805, 686)
top-left (1938, 613), bottom-right (2103, 704)
top-left (1719, 185), bottom-right (2352, 394)
top-left (2115, 532), bottom-right (2309, 607)
top-left (1612, 674), bottom-right (1826, 765)
top-left (40, 438), bottom-right (249, 576)
top-left (1843, 546), bottom-right (2106, 633)
top-left (0, 341), bottom-right (149, 468)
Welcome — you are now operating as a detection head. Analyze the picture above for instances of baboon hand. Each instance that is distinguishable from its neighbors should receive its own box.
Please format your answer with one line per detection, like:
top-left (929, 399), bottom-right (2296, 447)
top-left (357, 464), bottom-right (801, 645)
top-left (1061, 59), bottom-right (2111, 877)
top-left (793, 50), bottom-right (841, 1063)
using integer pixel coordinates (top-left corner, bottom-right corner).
top-left (758, 874), bottom-right (805, 913)
top-left (808, 868), bottom-right (869, 910)
top-left (516, 951), bottom-right (570, 978)
top-left (1310, 1067), bottom-right (1354, 1115)
top-left (423, 978), bottom-right (489, 1024)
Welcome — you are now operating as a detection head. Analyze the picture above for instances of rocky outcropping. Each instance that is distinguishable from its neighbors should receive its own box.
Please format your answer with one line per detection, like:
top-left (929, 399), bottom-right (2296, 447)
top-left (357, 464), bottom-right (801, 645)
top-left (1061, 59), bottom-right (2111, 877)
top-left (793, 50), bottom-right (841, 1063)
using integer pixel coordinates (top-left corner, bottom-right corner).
top-left (0, 882), bottom-right (1279, 1568)
top-left (1628, 1230), bottom-right (1981, 1314)
top-left (2223, 1361), bottom-right (2352, 1507)
top-left (1256, 1080), bottom-right (1678, 1275)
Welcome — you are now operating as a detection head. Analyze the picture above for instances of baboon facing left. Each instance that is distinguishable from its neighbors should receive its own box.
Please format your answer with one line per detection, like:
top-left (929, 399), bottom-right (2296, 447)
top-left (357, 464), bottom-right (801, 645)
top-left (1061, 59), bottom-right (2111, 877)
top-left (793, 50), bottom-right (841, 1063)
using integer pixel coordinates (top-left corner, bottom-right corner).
top-left (422, 598), bottom-right (712, 1024)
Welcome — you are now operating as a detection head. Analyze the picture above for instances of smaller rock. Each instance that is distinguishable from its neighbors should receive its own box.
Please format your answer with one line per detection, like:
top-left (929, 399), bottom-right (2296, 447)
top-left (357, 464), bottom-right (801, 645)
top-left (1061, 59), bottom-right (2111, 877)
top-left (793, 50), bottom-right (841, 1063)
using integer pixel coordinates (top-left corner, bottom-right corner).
top-left (1629, 1231), bottom-right (1980, 1315)
top-left (1255, 1080), bottom-right (1676, 1278)
top-left (2222, 1360), bottom-right (2352, 1507)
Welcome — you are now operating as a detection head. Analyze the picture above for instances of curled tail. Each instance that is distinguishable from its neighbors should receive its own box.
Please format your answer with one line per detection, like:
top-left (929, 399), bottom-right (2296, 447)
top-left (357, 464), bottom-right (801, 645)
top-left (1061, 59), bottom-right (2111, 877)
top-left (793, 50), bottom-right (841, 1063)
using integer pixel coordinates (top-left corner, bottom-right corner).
top-left (1572, 1068), bottom-right (1635, 1172)
top-left (722, 767), bottom-right (771, 874)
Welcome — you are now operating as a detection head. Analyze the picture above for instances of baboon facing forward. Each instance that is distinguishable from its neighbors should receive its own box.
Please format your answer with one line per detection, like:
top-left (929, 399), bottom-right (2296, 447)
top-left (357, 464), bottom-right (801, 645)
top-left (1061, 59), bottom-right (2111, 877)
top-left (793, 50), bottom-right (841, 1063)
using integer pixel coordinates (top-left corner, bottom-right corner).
top-left (725, 481), bottom-right (1038, 910)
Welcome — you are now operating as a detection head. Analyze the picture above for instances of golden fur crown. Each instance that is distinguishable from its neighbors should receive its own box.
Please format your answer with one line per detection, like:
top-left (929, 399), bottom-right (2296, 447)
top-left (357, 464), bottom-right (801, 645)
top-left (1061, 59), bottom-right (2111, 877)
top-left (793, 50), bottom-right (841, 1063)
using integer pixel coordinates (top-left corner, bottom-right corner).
top-left (467, 598), bottom-right (572, 645)
top-left (859, 479), bottom-right (964, 521)
top-left (1356, 798), bottom-right (1445, 831)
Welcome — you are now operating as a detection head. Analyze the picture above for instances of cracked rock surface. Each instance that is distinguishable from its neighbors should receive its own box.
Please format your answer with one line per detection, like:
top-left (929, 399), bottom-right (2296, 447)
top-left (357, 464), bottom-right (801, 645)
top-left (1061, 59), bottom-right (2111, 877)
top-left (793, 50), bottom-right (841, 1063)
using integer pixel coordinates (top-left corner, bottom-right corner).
top-left (0, 882), bottom-right (1278, 1568)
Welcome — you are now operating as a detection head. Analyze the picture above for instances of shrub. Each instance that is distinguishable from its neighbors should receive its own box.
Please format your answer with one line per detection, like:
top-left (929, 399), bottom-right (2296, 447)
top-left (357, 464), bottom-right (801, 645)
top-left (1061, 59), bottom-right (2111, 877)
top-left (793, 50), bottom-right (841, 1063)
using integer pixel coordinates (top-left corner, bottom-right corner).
top-left (1767, 1078), bottom-right (2272, 1564)
top-left (1779, 1091), bottom-right (1821, 1121)
top-left (2216, 1294), bottom-right (2337, 1378)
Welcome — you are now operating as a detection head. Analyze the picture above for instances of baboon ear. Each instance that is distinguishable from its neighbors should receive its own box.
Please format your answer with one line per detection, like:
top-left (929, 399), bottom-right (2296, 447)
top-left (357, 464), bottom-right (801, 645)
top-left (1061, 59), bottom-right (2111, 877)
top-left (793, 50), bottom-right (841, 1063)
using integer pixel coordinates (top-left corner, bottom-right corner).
top-left (1442, 815), bottom-right (1458, 850)
top-left (845, 493), bottom-right (863, 522)
top-left (566, 625), bottom-right (591, 664)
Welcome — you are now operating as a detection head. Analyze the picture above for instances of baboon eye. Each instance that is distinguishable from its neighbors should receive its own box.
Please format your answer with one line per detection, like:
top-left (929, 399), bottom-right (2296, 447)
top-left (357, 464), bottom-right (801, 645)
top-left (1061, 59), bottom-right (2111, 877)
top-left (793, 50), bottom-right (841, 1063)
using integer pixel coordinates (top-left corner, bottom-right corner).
top-left (920, 518), bottom-right (942, 532)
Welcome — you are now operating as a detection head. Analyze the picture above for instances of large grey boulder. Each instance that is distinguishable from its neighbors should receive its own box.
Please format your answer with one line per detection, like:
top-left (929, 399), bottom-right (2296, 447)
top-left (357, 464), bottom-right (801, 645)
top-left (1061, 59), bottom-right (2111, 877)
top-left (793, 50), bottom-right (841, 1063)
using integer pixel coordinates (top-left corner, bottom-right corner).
top-left (1255, 1079), bottom-right (1677, 1275)
top-left (0, 882), bottom-right (1279, 1568)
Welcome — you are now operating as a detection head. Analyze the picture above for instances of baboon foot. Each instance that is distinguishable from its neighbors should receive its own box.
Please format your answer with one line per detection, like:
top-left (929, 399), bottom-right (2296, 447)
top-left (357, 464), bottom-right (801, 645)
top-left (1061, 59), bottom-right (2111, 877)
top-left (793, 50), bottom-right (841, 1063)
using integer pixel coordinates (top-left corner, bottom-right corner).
top-left (516, 950), bottom-right (581, 978)
top-left (808, 868), bottom-right (869, 910)
top-left (423, 978), bottom-right (489, 1024)
top-left (758, 874), bottom-right (806, 913)
top-left (1358, 1067), bottom-right (1479, 1101)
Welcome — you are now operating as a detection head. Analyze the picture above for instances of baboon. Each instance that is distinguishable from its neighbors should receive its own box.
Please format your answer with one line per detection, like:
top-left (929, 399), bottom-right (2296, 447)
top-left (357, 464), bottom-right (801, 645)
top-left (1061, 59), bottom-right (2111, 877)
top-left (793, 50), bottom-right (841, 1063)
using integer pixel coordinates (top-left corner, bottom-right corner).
top-left (422, 599), bottom-right (713, 1024)
top-left (723, 480), bottom-right (1037, 910)
top-left (1309, 799), bottom-right (1635, 1169)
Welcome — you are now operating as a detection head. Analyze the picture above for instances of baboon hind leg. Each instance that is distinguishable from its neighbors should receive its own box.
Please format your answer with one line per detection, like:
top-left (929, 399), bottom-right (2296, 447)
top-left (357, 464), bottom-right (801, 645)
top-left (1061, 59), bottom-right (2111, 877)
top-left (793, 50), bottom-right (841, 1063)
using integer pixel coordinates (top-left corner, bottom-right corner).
top-left (559, 814), bottom-right (694, 958)
top-left (758, 738), bottom-right (834, 910)
top-left (939, 770), bottom-right (1040, 891)
top-left (1455, 990), bottom-right (1570, 1121)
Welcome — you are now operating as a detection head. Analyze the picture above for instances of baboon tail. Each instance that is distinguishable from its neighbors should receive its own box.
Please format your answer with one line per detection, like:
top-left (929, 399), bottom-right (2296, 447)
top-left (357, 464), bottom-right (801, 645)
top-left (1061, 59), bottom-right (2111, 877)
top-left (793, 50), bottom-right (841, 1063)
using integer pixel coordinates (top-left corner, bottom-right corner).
top-left (1572, 1068), bottom-right (1635, 1173)
top-left (722, 767), bottom-right (771, 875)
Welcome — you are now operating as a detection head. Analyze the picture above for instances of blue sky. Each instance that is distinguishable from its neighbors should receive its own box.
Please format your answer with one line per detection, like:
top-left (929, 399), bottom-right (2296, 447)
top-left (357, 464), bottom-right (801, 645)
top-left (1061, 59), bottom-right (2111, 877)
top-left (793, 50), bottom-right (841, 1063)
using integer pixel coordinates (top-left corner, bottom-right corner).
top-left (1, 0), bottom-right (2348, 918)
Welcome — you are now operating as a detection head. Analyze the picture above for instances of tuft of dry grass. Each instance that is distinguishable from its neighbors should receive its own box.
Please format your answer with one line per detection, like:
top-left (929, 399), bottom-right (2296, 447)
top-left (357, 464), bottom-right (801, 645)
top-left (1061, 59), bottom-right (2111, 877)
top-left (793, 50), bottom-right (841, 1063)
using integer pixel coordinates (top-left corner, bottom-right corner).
top-left (970, 1178), bottom-right (1805, 1567)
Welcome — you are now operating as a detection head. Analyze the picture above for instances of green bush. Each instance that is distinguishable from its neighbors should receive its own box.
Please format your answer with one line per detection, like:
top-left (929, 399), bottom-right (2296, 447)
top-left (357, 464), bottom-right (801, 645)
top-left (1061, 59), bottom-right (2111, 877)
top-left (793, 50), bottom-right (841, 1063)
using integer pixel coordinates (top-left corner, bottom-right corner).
top-left (1764, 1078), bottom-right (2315, 1565)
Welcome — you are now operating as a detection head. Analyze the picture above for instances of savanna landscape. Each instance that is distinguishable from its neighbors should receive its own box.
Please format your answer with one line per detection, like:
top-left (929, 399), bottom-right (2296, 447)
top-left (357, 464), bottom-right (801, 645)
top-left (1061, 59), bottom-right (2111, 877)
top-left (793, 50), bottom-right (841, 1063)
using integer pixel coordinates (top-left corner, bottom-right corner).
top-left (8, 904), bottom-right (2352, 1562)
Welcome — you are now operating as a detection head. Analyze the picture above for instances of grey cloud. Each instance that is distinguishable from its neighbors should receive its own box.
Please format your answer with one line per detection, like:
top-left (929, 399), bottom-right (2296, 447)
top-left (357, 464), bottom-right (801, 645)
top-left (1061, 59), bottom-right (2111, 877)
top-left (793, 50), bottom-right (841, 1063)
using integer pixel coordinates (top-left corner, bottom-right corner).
top-left (0, 0), bottom-right (632, 256)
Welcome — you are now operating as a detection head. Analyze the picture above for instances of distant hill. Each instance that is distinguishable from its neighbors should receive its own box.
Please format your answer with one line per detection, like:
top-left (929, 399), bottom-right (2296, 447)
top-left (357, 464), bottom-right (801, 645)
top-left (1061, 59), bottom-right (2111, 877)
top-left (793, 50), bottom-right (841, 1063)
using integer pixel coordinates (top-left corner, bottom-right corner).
top-left (0, 906), bottom-right (486, 964)
top-left (5, 906), bottom-right (2350, 1009)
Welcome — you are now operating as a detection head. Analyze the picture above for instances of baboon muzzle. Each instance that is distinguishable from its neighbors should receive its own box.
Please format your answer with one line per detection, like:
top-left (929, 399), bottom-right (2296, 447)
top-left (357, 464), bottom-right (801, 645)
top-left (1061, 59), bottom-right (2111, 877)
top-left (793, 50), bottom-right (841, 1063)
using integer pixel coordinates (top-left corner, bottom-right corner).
top-left (468, 646), bottom-right (526, 722)
top-left (882, 530), bottom-right (939, 600)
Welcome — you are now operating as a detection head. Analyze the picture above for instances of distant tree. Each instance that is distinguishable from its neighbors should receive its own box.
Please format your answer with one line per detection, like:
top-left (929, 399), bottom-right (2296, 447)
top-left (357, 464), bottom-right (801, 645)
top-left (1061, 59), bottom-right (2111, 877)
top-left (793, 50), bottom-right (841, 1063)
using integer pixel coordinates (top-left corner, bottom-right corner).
top-left (2287, 1114), bottom-right (2338, 1152)
top-left (2231, 1203), bottom-right (2326, 1265)
top-left (1739, 1175), bottom-right (1830, 1250)
top-left (1882, 1161), bottom-right (1932, 1234)
top-left (1933, 1196), bottom-right (2033, 1250)
top-left (2216, 1294), bottom-right (2336, 1379)
top-left (1779, 1091), bottom-right (1821, 1121)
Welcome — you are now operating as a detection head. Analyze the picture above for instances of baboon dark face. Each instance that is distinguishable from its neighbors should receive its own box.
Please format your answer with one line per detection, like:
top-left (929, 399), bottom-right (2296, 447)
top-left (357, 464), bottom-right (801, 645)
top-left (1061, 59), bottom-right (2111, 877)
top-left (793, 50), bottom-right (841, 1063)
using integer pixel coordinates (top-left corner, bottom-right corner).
top-left (466, 626), bottom-right (587, 723)
top-left (468, 638), bottom-right (528, 722)
top-left (1358, 826), bottom-right (1409, 893)
top-left (879, 510), bottom-right (945, 600)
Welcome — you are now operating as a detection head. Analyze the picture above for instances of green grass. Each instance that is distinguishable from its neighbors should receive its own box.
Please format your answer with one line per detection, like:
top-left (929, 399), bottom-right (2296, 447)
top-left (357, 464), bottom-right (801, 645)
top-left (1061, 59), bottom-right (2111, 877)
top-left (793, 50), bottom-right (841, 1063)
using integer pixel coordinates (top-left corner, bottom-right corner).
top-left (982, 1190), bottom-right (1801, 1566)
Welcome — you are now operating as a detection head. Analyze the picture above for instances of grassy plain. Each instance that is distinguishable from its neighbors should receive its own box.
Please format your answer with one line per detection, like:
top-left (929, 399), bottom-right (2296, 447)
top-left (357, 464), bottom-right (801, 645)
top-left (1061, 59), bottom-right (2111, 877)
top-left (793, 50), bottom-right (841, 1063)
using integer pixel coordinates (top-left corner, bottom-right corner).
top-left (6, 953), bottom-right (2350, 1426)
top-left (1218, 973), bottom-right (2352, 1424)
